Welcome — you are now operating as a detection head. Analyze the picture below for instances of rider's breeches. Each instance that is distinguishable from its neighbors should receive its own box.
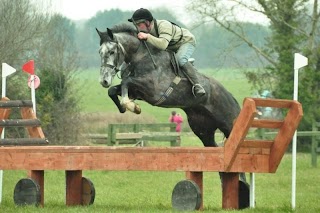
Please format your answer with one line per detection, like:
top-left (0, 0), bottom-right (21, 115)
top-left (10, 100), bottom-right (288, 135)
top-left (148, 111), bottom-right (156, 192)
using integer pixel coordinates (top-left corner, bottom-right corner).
top-left (176, 43), bottom-right (195, 66)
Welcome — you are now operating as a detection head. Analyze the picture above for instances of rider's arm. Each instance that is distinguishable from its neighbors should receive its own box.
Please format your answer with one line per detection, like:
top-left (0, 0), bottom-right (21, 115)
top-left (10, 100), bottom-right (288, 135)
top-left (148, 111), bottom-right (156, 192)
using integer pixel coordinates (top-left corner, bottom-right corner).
top-left (146, 35), bottom-right (169, 50)
top-left (146, 20), bottom-right (173, 50)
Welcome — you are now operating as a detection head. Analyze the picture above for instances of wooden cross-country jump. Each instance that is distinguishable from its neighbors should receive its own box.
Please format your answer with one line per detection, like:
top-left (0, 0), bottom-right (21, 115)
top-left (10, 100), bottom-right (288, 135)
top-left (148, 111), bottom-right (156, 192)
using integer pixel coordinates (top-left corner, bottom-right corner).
top-left (0, 97), bottom-right (303, 210)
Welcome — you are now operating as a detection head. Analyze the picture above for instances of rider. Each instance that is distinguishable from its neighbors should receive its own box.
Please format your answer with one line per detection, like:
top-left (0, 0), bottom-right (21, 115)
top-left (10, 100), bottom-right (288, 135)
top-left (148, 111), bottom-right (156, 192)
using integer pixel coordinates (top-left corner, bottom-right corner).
top-left (128, 8), bottom-right (206, 97)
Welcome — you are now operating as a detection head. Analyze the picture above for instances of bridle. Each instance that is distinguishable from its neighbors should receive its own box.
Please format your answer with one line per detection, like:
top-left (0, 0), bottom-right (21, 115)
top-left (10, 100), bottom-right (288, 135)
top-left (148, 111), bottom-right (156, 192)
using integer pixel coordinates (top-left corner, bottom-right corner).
top-left (102, 41), bottom-right (127, 73)
top-left (102, 39), bottom-right (142, 78)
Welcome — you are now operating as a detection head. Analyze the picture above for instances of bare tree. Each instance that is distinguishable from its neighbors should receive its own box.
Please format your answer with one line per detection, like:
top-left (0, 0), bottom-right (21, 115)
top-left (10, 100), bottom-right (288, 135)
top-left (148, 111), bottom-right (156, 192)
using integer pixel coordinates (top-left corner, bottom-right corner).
top-left (188, 0), bottom-right (320, 124)
top-left (0, 0), bottom-right (49, 66)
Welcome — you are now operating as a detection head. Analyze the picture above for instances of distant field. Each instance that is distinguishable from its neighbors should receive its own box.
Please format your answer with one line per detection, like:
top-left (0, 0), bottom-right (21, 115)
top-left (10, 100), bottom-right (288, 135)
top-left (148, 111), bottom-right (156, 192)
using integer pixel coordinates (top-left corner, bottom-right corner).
top-left (77, 68), bottom-right (253, 128)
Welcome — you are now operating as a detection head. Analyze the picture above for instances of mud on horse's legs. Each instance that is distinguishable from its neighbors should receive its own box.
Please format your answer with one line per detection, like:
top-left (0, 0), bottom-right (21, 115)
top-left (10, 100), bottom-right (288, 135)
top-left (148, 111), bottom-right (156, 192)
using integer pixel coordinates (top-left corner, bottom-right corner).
top-left (120, 84), bottom-right (141, 114)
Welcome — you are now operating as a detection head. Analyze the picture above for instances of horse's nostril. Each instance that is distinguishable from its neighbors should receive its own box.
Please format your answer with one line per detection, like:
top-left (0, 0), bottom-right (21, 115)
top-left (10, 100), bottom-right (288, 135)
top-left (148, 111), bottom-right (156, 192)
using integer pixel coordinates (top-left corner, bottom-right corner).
top-left (100, 80), bottom-right (109, 88)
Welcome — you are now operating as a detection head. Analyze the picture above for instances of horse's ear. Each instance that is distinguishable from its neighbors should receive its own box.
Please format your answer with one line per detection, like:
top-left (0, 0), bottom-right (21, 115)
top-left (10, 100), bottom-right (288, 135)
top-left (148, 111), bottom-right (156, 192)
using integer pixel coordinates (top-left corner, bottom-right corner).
top-left (96, 28), bottom-right (102, 38)
top-left (107, 28), bottom-right (114, 40)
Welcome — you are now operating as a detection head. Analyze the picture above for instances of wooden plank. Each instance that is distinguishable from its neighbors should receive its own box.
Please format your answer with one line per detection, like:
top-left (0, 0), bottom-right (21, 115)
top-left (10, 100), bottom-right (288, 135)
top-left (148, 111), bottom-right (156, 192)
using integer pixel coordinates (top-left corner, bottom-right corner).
top-left (28, 170), bottom-right (44, 206)
top-left (0, 99), bottom-right (33, 108)
top-left (0, 119), bottom-right (41, 127)
top-left (263, 130), bottom-right (320, 137)
top-left (66, 170), bottom-right (82, 206)
top-left (116, 133), bottom-right (142, 140)
top-left (0, 138), bottom-right (49, 145)
top-left (251, 119), bottom-right (283, 129)
top-left (0, 146), bottom-right (226, 171)
top-left (269, 101), bottom-right (303, 172)
top-left (226, 153), bottom-right (270, 173)
top-left (222, 173), bottom-right (239, 209)
top-left (20, 107), bottom-right (45, 138)
top-left (0, 97), bottom-right (12, 135)
top-left (0, 146), bottom-right (271, 172)
top-left (242, 140), bottom-right (273, 148)
top-left (224, 98), bottom-right (257, 171)
top-left (186, 171), bottom-right (203, 210)
top-left (238, 147), bottom-right (270, 155)
top-left (0, 110), bottom-right (11, 135)
top-left (251, 98), bottom-right (293, 108)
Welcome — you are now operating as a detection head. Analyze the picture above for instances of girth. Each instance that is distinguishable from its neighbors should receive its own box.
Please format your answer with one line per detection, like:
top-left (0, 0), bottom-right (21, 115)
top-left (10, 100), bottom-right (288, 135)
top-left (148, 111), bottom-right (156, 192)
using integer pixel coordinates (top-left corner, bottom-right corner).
top-left (154, 76), bottom-right (181, 106)
top-left (154, 52), bottom-right (182, 106)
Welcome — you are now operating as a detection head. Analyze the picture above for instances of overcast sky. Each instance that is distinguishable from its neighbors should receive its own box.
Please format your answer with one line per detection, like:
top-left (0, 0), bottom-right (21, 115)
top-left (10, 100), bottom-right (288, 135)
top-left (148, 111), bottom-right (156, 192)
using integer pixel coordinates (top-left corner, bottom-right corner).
top-left (48, 0), bottom-right (189, 21)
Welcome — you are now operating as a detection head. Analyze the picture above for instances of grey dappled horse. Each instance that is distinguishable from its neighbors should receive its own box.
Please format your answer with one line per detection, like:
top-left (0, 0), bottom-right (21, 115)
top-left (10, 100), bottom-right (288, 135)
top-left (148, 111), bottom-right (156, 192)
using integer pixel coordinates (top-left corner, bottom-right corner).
top-left (96, 24), bottom-right (246, 182)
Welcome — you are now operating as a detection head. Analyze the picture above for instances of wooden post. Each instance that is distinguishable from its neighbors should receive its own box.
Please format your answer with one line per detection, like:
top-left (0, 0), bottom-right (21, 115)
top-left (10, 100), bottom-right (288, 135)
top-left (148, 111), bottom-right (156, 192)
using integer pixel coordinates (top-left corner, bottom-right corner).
top-left (66, 170), bottom-right (82, 206)
top-left (28, 170), bottom-right (44, 206)
top-left (222, 173), bottom-right (239, 209)
top-left (0, 97), bottom-right (11, 135)
top-left (269, 101), bottom-right (303, 172)
top-left (107, 125), bottom-right (113, 146)
top-left (186, 171), bottom-right (203, 210)
top-left (170, 124), bottom-right (178, 147)
top-left (20, 107), bottom-right (45, 138)
top-left (311, 122), bottom-right (319, 167)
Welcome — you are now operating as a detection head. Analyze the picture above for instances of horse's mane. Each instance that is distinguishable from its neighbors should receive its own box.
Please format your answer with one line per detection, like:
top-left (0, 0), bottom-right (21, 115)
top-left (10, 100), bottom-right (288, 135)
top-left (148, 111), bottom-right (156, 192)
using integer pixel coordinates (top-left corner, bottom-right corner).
top-left (110, 23), bottom-right (137, 35)
top-left (98, 23), bottom-right (137, 45)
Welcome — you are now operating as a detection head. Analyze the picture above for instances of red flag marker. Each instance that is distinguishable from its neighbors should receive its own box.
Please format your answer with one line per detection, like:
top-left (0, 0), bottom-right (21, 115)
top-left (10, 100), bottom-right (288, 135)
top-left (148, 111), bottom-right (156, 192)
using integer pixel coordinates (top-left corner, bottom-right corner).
top-left (22, 60), bottom-right (35, 75)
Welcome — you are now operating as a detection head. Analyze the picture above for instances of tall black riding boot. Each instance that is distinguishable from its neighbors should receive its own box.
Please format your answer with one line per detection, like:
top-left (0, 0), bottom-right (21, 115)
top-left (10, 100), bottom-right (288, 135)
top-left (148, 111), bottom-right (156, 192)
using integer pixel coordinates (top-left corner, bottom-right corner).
top-left (181, 63), bottom-right (206, 97)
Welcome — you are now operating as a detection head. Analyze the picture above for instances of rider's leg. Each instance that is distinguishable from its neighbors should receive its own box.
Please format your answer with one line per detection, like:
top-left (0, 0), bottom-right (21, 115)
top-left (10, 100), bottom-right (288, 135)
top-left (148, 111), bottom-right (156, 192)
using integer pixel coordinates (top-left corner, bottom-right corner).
top-left (176, 43), bottom-right (206, 97)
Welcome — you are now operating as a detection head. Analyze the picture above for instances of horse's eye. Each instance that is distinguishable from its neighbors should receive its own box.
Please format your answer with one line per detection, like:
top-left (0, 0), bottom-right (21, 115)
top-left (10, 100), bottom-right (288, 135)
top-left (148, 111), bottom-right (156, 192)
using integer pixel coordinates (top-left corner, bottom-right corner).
top-left (110, 51), bottom-right (115, 55)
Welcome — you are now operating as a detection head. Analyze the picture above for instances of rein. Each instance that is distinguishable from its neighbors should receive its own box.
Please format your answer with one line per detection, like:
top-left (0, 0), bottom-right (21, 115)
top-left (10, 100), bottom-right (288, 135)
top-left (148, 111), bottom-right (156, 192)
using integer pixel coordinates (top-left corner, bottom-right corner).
top-left (113, 40), bottom-right (142, 79)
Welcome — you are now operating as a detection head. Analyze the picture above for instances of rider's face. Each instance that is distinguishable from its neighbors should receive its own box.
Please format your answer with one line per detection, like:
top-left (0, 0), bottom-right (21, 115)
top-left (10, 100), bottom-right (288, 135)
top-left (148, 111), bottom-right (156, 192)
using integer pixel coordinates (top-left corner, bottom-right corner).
top-left (137, 22), bottom-right (150, 33)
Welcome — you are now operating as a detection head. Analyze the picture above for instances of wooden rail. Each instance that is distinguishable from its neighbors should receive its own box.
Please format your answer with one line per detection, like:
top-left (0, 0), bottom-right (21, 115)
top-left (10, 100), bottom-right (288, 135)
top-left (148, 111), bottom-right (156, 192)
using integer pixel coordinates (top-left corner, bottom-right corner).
top-left (224, 97), bottom-right (303, 173)
top-left (107, 123), bottom-right (180, 146)
top-left (260, 123), bottom-right (320, 167)
top-left (0, 97), bottom-right (47, 145)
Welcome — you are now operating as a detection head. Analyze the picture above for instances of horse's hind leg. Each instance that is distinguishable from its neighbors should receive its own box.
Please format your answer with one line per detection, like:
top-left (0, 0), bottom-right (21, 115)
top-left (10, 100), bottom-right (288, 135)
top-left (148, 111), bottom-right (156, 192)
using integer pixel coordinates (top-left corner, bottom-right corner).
top-left (108, 85), bottom-right (126, 113)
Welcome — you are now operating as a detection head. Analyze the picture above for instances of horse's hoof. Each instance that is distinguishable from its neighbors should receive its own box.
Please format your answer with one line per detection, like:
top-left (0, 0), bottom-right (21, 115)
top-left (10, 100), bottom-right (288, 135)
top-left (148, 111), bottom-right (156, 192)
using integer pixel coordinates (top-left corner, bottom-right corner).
top-left (119, 108), bottom-right (126, 113)
top-left (123, 101), bottom-right (137, 113)
top-left (134, 105), bottom-right (141, 114)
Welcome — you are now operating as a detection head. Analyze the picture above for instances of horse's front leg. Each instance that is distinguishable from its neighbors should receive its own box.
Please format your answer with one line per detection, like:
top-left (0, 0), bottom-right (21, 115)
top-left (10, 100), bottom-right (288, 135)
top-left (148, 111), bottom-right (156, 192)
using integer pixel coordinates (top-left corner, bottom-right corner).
top-left (108, 85), bottom-right (126, 113)
top-left (120, 81), bottom-right (141, 114)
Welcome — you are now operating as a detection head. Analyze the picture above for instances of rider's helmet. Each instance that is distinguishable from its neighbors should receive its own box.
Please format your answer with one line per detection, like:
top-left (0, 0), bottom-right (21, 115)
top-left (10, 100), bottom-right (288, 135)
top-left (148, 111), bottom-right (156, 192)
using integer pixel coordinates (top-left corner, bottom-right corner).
top-left (128, 8), bottom-right (153, 23)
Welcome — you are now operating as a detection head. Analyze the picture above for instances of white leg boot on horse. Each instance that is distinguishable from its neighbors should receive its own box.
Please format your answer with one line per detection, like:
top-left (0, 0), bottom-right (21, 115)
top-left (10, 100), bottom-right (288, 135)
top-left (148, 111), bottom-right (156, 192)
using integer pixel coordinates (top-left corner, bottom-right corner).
top-left (120, 97), bottom-right (141, 114)
top-left (181, 63), bottom-right (206, 97)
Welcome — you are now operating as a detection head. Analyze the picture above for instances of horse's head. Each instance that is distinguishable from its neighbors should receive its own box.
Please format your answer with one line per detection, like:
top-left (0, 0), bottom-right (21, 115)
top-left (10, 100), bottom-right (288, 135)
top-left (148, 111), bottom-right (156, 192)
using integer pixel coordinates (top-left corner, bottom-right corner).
top-left (96, 28), bottom-right (125, 88)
